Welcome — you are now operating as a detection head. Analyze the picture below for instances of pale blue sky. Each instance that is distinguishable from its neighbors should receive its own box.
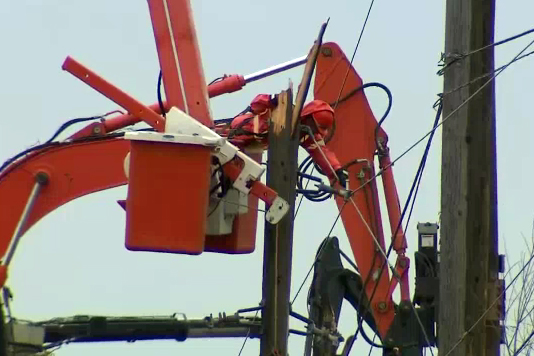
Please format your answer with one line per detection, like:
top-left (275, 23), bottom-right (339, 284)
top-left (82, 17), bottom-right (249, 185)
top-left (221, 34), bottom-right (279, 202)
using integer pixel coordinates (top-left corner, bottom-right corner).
top-left (1, 1), bottom-right (533, 355)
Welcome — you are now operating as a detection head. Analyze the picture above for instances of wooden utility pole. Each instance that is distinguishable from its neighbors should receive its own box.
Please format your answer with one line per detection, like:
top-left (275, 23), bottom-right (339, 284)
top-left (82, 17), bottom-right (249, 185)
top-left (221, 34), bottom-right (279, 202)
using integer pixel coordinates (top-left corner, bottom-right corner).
top-left (261, 87), bottom-right (299, 356)
top-left (439, 1), bottom-right (500, 356)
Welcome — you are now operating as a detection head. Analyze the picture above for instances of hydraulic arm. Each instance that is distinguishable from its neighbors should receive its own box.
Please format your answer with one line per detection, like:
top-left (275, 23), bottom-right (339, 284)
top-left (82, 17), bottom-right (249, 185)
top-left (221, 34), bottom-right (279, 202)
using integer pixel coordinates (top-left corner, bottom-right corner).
top-left (0, 0), bottom-right (442, 351)
top-left (312, 42), bottom-right (410, 339)
top-left (1, 41), bottom-right (414, 344)
top-left (307, 235), bottom-right (437, 356)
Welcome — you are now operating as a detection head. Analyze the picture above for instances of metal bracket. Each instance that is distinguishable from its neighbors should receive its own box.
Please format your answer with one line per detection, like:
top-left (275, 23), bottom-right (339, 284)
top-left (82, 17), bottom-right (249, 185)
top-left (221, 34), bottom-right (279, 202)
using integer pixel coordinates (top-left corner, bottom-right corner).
top-left (265, 197), bottom-right (289, 224)
top-left (164, 107), bottom-right (266, 195)
top-left (2, 172), bottom-right (48, 268)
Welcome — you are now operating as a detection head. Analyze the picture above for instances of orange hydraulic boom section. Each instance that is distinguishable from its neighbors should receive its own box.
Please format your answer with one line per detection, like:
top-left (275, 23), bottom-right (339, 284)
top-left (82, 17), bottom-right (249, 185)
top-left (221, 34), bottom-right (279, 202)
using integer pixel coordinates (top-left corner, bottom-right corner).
top-left (314, 42), bottom-right (409, 338)
top-left (0, 1), bottom-right (409, 340)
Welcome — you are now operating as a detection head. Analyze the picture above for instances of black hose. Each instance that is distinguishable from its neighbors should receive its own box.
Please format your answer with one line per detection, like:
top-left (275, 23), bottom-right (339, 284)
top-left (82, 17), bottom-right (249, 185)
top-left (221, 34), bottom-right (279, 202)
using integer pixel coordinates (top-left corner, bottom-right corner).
top-left (359, 323), bottom-right (385, 349)
top-left (297, 155), bottom-right (331, 202)
top-left (208, 76), bottom-right (224, 85)
top-left (46, 116), bottom-right (103, 144)
top-left (297, 82), bottom-right (393, 203)
top-left (327, 82), bottom-right (393, 147)
top-left (0, 130), bottom-right (137, 174)
top-left (157, 70), bottom-right (166, 118)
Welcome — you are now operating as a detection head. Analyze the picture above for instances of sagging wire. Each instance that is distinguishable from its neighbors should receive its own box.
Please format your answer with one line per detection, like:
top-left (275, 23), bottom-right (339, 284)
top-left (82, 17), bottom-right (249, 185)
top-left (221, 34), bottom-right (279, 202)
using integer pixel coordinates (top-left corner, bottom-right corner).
top-left (348, 36), bottom-right (534, 353)
top-left (437, 47), bottom-right (534, 105)
top-left (237, 308), bottom-right (260, 356)
top-left (332, 0), bottom-right (377, 115)
top-left (437, 27), bottom-right (534, 75)
top-left (383, 102), bottom-right (443, 279)
top-left (346, 36), bottom-right (534, 205)
top-left (399, 104), bottom-right (442, 246)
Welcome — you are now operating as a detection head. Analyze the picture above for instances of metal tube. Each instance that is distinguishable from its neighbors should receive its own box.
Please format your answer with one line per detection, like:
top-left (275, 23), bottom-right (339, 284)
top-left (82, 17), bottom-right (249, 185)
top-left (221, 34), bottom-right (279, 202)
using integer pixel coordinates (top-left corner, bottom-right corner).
top-left (237, 305), bottom-right (263, 314)
top-left (244, 55), bottom-right (308, 83)
top-left (4, 176), bottom-right (46, 266)
top-left (297, 172), bottom-right (323, 183)
top-left (303, 323), bottom-right (314, 356)
top-left (289, 329), bottom-right (309, 336)
top-left (187, 327), bottom-right (259, 338)
top-left (289, 310), bottom-right (312, 325)
top-left (70, 55), bottom-right (308, 139)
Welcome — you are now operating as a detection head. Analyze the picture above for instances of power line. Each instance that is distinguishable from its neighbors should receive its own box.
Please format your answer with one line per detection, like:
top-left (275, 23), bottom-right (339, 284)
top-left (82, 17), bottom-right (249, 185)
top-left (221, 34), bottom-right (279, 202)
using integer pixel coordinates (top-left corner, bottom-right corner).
top-left (290, 200), bottom-right (349, 306)
top-left (294, 0), bottom-right (378, 219)
top-left (438, 27), bottom-right (534, 75)
top-left (386, 37), bottom-right (534, 175)
top-left (337, 40), bottom-right (533, 330)
top-left (342, 103), bottom-right (443, 349)
top-left (290, 6), bottom-right (532, 355)
top-left (237, 309), bottom-right (260, 356)
top-left (291, 31), bottom-right (533, 354)
top-left (350, 195), bottom-right (437, 355)
top-left (348, 36), bottom-right (534, 201)
top-left (439, 48), bottom-right (534, 100)
top-left (443, 248), bottom-right (534, 356)
top-left (401, 33), bottom-right (534, 356)
top-left (332, 0), bottom-right (377, 113)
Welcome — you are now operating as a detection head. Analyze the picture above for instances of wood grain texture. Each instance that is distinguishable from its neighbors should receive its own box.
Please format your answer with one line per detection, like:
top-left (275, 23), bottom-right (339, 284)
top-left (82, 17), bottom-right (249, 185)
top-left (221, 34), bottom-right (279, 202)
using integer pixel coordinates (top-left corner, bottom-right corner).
top-left (261, 88), bottom-right (298, 356)
top-left (440, 0), bottom-right (498, 355)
